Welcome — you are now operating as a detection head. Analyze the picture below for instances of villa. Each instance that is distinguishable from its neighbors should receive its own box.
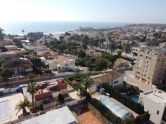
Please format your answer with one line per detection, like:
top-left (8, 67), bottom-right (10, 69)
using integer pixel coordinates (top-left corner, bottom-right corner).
top-left (47, 54), bottom-right (75, 72)
top-left (90, 70), bottom-right (123, 90)
top-left (3, 57), bottom-right (33, 74)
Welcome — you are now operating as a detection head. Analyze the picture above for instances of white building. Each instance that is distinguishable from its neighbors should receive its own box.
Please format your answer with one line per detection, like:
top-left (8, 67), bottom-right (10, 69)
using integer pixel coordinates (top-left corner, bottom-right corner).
top-left (90, 70), bottom-right (123, 90)
top-left (4, 45), bottom-right (17, 51)
top-left (48, 56), bottom-right (75, 72)
top-left (34, 47), bottom-right (50, 57)
top-left (159, 42), bottom-right (166, 48)
top-left (140, 87), bottom-right (166, 124)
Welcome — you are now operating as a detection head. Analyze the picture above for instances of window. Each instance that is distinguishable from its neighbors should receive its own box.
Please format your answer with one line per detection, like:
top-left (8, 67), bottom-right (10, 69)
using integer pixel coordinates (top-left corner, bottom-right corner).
top-left (114, 81), bottom-right (119, 85)
top-left (157, 110), bottom-right (160, 115)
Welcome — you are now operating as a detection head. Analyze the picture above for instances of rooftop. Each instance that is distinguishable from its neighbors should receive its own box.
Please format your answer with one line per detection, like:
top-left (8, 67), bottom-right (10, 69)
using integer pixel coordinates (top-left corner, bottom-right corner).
top-left (90, 70), bottom-right (122, 84)
top-left (142, 88), bottom-right (166, 105)
top-left (96, 95), bottom-right (131, 119)
top-left (55, 55), bottom-right (74, 65)
top-left (20, 106), bottom-right (77, 124)
top-left (115, 58), bottom-right (128, 65)
top-left (0, 93), bottom-right (25, 123)
top-left (139, 46), bottom-right (166, 55)
top-left (0, 50), bottom-right (19, 56)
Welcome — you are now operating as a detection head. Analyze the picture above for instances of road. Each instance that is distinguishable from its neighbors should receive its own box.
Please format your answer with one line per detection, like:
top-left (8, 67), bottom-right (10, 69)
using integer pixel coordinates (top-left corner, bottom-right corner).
top-left (0, 71), bottom-right (100, 88)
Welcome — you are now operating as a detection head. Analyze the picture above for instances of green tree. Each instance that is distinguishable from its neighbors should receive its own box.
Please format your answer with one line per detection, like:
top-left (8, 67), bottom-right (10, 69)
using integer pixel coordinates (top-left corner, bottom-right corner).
top-left (0, 27), bottom-right (4, 40)
top-left (0, 68), bottom-right (14, 81)
top-left (109, 41), bottom-right (116, 52)
top-left (95, 59), bottom-right (107, 71)
top-left (58, 93), bottom-right (64, 103)
top-left (78, 50), bottom-right (86, 58)
top-left (27, 82), bottom-right (38, 110)
top-left (15, 96), bottom-right (31, 115)
top-left (122, 43), bottom-right (131, 53)
top-left (83, 78), bottom-right (92, 92)
top-left (21, 29), bottom-right (25, 36)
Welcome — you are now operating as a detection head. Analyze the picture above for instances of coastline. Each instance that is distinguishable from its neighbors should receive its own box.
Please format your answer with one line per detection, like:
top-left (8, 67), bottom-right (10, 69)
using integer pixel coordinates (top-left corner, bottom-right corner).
top-left (1, 21), bottom-right (126, 35)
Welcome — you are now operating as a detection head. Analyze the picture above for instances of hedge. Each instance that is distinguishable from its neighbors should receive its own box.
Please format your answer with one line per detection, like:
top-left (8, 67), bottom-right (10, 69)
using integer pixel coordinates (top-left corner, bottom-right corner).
top-left (109, 88), bottom-right (144, 114)
top-left (90, 98), bottom-right (122, 124)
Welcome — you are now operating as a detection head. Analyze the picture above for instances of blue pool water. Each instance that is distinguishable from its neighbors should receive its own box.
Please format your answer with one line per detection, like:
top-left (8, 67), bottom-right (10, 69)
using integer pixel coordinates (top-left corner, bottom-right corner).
top-left (131, 96), bottom-right (140, 103)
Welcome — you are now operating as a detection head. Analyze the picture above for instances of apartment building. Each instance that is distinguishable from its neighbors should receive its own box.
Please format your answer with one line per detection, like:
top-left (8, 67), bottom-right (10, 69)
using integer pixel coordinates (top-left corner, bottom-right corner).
top-left (134, 47), bottom-right (166, 85)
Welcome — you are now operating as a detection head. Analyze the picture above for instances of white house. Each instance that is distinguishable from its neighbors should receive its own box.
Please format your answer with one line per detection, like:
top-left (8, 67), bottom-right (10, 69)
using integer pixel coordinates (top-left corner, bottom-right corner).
top-left (140, 87), bottom-right (166, 124)
top-left (90, 70), bottom-right (123, 90)
top-left (34, 47), bottom-right (50, 57)
top-left (48, 56), bottom-right (75, 72)
top-left (159, 42), bottom-right (166, 48)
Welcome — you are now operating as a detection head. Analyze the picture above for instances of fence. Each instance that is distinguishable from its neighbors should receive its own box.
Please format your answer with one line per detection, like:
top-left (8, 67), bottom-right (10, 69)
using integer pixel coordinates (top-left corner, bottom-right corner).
top-left (88, 104), bottom-right (112, 124)
top-left (0, 73), bottom-right (55, 86)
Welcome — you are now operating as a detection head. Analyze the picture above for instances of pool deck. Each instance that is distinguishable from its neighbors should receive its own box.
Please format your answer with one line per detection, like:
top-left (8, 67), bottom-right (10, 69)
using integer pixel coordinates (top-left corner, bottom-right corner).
top-left (0, 93), bottom-right (25, 123)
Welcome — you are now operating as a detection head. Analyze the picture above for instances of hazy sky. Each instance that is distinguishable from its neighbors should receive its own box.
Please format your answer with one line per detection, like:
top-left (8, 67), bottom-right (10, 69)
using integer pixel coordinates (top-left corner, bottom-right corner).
top-left (0, 0), bottom-right (166, 23)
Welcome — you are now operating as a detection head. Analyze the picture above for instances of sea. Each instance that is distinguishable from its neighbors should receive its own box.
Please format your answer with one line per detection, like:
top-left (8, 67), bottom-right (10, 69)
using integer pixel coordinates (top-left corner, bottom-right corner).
top-left (1, 21), bottom-right (126, 35)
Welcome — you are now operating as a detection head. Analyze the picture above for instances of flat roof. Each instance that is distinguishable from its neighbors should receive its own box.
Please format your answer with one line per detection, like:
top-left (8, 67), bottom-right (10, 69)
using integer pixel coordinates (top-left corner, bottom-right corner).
top-left (20, 106), bottom-right (77, 124)
top-left (0, 100), bottom-right (11, 122)
top-left (97, 95), bottom-right (130, 119)
top-left (143, 89), bottom-right (166, 104)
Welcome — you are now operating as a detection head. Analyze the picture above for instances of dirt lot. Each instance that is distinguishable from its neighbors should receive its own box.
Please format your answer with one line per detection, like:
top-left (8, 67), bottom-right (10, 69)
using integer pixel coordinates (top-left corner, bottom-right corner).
top-left (78, 111), bottom-right (105, 124)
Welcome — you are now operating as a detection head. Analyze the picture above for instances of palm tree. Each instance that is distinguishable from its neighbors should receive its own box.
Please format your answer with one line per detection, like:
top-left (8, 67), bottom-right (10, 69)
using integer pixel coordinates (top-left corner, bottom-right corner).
top-left (27, 82), bottom-right (38, 110)
top-left (15, 97), bottom-right (30, 115)
top-left (83, 78), bottom-right (92, 92)
top-left (0, 27), bottom-right (4, 34)
top-left (0, 27), bottom-right (4, 40)
top-left (21, 29), bottom-right (25, 35)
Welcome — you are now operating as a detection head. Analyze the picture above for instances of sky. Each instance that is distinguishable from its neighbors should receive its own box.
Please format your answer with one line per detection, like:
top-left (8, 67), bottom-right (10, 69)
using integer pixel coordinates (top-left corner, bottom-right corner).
top-left (0, 0), bottom-right (166, 24)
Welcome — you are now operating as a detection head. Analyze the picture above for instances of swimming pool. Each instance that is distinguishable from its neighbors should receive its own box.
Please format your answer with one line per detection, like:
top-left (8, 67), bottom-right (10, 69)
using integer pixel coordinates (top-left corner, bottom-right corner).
top-left (131, 96), bottom-right (140, 103)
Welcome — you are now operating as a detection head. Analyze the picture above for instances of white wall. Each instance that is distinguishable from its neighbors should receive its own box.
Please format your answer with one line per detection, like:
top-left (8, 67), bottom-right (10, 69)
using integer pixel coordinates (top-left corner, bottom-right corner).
top-left (109, 76), bottom-right (123, 87)
top-left (49, 62), bottom-right (57, 70)
top-left (140, 93), bottom-right (166, 124)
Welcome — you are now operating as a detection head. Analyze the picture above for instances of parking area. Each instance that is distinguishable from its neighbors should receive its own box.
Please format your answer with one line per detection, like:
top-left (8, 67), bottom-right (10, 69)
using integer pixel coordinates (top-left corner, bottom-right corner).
top-left (0, 93), bottom-right (24, 123)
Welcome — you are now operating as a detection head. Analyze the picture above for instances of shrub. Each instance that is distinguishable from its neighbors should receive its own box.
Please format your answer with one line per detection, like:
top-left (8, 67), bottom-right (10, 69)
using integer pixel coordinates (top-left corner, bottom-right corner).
top-left (109, 89), bottom-right (144, 114)
top-left (58, 93), bottom-right (64, 103)
top-left (90, 98), bottom-right (122, 124)
top-left (134, 112), bottom-right (150, 124)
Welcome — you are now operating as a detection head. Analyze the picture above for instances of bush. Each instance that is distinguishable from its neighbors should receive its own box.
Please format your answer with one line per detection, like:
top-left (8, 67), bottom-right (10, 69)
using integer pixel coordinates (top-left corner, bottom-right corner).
top-left (102, 83), bottom-right (144, 114)
top-left (109, 89), bottom-right (144, 114)
top-left (43, 69), bottom-right (52, 74)
top-left (134, 112), bottom-right (150, 124)
top-left (58, 93), bottom-right (64, 103)
top-left (90, 98), bottom-right (122, 124)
